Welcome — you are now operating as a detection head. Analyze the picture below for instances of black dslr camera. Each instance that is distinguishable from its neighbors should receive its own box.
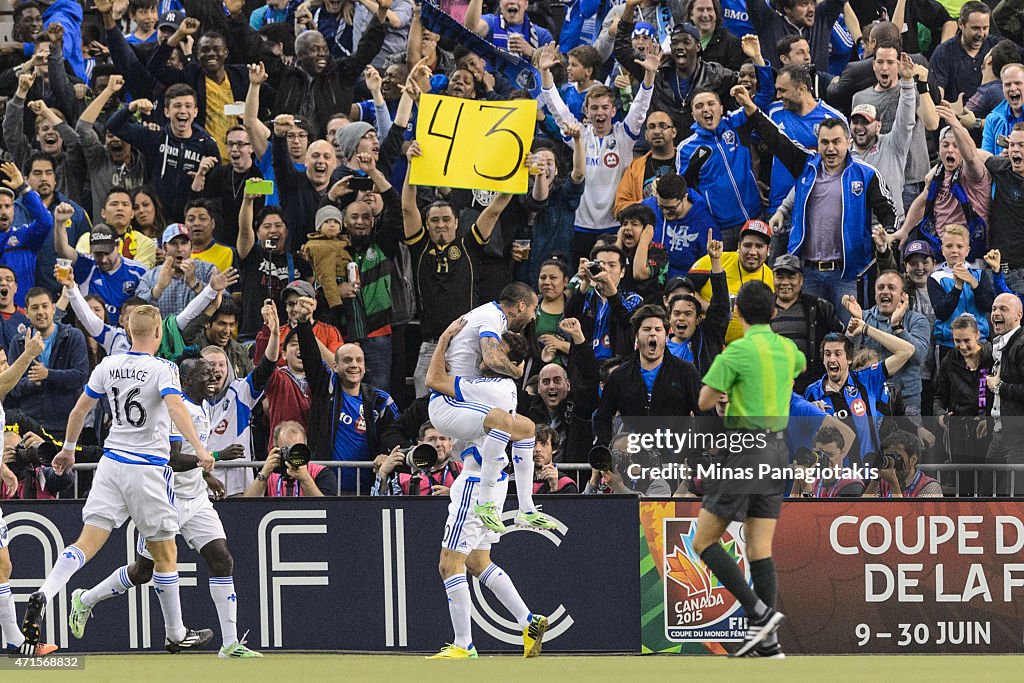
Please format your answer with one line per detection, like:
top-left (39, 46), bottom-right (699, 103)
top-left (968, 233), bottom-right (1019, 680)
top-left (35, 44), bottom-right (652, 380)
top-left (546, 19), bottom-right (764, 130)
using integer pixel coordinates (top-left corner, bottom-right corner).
top-left (14, 440), bottom-right (60, 469)
top-left (586, 260), bottom-right (604, 277)
top-left (793, 447), bottom-right (829, 468)
top-left (589, 444), bottom-right (659, 479)
top-left (403, 443), bottom-right (438, 471)
top-left (870, 451), bottom-right (906, 474)
top-left (275, 443), bottom-right (312, 476)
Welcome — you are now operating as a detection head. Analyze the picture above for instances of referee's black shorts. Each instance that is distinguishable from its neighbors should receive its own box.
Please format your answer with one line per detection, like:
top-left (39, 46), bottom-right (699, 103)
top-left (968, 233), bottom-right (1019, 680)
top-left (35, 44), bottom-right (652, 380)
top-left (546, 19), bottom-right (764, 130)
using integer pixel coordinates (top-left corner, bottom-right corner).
top-left (701, 432), bottom-right (789, 523)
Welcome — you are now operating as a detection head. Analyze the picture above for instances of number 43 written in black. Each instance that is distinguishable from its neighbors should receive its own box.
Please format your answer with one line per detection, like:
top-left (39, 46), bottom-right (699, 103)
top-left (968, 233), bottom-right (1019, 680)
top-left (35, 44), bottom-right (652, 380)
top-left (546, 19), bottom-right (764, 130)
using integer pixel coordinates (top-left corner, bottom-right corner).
top-left (426, 99), bottom-right (525, 182)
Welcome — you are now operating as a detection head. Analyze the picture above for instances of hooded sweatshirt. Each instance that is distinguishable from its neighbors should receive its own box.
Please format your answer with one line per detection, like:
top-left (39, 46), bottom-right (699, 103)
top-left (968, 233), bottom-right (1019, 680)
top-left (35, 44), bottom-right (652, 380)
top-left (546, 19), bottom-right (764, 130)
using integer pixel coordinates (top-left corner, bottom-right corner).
top-left (106, 106), bottom-right (220, 221)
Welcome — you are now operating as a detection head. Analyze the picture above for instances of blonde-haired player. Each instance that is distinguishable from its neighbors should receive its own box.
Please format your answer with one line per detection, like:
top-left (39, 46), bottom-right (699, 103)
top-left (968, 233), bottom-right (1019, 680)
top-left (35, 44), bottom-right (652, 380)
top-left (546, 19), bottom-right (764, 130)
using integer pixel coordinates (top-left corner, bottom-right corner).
top-left (20, 305), bottom-right (216, 654)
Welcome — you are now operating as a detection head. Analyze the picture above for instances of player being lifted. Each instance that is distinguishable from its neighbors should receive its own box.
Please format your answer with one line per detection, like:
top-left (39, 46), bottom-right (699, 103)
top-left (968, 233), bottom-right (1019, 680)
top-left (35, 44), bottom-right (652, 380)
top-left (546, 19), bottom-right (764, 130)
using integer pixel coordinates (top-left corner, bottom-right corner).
top-left (67, 306), bottom-right (278, 658)
top-left (0, 330), bottom-right (59, 655)
top-left (20, 305), bottom-right (216, 654)
top-left (426, 282), bottom-right (553, 533)
top-left (424, 318), bottom-right (549, 659)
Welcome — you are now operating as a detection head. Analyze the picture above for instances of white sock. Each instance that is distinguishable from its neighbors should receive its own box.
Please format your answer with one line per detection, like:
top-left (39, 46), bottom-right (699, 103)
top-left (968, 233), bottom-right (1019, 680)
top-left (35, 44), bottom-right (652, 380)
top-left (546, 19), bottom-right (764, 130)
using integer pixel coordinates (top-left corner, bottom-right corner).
top-left (0, 583), bottom-right (25, 648)
top-left (152, 572), bottom-right (186, 643)
top-left (511, 439), bottom-right (537, 513)
top-left (478, 564), bottom-right (531, 629)
top-left (39, 545), bottom-right (86, 601)
top-left (208, 577), bottom-right (238, 648)
top-left (443, 574), bottom-right (473, 650)
top-left (478, 429), bottom-right (510, 505)
top-left (81, 565), bottom-right (134, 608)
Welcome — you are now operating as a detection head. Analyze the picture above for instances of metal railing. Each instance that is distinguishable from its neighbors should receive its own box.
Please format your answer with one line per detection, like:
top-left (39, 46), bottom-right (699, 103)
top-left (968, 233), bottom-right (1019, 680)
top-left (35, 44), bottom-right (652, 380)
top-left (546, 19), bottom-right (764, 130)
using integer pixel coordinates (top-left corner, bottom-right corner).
top-left (55, 461), bottom-right (1024, 499)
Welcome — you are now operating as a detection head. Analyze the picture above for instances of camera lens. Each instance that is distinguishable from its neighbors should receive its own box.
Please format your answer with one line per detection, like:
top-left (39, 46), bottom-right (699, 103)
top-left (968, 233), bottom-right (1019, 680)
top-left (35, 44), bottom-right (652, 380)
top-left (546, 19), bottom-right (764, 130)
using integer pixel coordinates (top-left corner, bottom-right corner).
top-left (588, 445), bottom-right (613, 471)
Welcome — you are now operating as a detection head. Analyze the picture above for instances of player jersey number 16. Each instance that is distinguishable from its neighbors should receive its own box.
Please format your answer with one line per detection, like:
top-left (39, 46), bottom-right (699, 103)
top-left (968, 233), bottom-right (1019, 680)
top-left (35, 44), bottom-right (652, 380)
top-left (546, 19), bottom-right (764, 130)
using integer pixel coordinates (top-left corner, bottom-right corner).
top-left (111, 387), bottom-right (149, 427)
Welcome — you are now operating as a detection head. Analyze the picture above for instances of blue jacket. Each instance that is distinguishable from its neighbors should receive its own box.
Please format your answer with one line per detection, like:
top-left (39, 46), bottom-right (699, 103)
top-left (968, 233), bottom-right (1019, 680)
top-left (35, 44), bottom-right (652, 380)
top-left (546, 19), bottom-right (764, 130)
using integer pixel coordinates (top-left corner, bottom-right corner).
top-left (927, 263), bottom-right (994, 346)
top-left (805, 362), bottom-right (891, 467)
top-left (677, 108), bottom-right (764, 229)
top-left (7, 322), bottom-right (89, 436)
top-left (981, 99), bottom-right (1024, 155)
top-left (747, 108), bottom-right (897, 279)
top-left (41, 0), bottom-right (86, 81)
top-left (641, 192), bottom-right (719, 278)
top-left (13, 192), bottom-right (90, 295)
top-left (0, 190), bottom-right (53, 306)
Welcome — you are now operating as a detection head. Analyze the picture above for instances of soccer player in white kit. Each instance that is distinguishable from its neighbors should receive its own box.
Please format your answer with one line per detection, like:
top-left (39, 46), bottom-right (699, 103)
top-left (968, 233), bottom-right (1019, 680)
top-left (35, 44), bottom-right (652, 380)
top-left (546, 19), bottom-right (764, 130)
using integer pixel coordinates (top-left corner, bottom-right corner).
top-left (0, 330), bottom-right (59, 655)
top-left (427, 282), bottom-right (552, 533)
top-left (425, 318), bottom-right (549, 660)
top-left (20, 306), bottom-right (215, 654)
top-left (68, 354), bottom-right (263, 658)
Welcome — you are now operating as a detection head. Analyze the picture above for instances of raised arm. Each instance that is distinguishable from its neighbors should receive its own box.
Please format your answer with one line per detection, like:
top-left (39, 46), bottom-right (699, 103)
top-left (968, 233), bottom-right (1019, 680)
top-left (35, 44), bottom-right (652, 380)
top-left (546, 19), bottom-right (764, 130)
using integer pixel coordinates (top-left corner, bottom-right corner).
top-left (402, 141), bottom-right (425, 239)
top-left (237, 191), bottom-right (259, 260)
top-left (424, 318), bottom-right (466, 396)
top-left (731, 84), bottom-right (811, 178)
top-left (0, 330), bottom-right (43, 398)
top-left (935, 101), bottom-right (989, 178)
top-left (245, 62), bottom-right (271, 158)
top-left (847, 314), bottom-right (915, 375)
top-left (52, 202), bottom-right (79, 263)
top-left (475, 192), bottom-right (513, 242)
top-left (464, 0), bottom-right (489, 36)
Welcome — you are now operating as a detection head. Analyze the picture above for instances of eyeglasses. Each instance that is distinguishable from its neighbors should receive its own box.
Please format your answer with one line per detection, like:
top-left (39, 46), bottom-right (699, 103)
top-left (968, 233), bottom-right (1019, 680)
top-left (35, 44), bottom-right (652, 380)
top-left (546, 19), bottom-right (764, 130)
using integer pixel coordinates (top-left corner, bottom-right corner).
top-left (286, 132), bottom-right (308, 140)
top-left (646, 122), bottom-right (674, 130)
top-left (226, 141), bottom-right (251, 148)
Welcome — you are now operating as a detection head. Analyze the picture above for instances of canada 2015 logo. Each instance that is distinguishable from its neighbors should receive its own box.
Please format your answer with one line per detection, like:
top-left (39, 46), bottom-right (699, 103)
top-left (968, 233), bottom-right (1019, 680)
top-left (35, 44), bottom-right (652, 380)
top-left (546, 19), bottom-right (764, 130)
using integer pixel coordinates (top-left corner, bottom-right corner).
top-left (663, 518), bottom-right (748, 642)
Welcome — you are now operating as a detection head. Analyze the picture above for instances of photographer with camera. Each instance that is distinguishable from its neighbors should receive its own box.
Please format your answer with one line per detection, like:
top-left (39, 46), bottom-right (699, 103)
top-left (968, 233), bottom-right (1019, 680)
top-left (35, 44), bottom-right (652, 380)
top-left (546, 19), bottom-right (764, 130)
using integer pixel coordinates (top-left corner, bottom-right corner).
top-left (583, 432), bottom-right (671, 496)
top-left (528, 425), bottom-right (578, 494)
top-left (1, 426), bottom-right (73, 500)
top-left (566, 244), bottom-right (644, 362)
top-left (864, 430), bottom-right (942, 498)
top-left (244, 421), bottom-right (331, 497)
top-left (372, 421), bottom-right (461, 496)
top-left (790, 425), bottom-right (864, 498)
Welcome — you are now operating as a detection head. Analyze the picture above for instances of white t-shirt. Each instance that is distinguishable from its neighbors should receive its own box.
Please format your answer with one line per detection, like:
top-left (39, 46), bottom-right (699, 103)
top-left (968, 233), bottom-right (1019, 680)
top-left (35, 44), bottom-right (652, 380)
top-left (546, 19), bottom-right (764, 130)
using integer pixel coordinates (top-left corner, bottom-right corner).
top-left (445, 302), bottom-right (507, 381)
top-left (171, 397), bottom-right (212, 499)
top-left (208, 374), bottom-right (263, 496)
top-left (85, 352), bottom-right (182, 465)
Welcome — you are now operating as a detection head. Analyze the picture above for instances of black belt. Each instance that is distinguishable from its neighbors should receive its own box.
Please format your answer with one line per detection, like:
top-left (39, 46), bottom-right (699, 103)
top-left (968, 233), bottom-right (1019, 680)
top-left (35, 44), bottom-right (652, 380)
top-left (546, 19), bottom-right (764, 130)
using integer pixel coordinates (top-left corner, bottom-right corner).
top-left (805, 259), bottom-right (842, 271)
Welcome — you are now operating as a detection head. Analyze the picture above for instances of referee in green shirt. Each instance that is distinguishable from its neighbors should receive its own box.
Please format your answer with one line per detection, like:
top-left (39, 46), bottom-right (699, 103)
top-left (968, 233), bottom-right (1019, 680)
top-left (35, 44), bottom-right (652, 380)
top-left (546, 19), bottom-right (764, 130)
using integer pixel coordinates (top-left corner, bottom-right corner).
top-left (692, 281), bottom-right (805, 659)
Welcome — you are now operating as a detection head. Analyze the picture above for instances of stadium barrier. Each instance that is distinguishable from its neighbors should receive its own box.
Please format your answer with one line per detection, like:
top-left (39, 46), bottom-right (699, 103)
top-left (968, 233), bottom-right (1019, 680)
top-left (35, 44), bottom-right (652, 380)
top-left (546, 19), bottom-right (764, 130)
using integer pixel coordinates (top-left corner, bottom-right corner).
top-left (62, 461), bottom-right (1024, 498)
top-left (5, 496), bottom-right (1024, 654)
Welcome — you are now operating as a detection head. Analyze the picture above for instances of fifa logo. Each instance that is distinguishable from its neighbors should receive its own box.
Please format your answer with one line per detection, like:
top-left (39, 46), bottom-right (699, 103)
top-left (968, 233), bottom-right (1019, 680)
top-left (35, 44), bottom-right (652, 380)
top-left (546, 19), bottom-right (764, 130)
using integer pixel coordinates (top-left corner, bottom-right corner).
top-left (663, 518), bottom-right (748, 642)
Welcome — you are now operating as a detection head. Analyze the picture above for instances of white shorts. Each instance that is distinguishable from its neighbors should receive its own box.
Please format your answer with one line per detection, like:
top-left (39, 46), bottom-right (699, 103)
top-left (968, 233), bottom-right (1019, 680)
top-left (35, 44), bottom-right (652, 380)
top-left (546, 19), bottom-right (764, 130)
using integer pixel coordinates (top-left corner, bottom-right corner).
top-left (441, 474), bottom-right (509, 555)
top-left (0, 507), bottom-right (7, 550)
top-left (82, 456), bottom-right (179, 541)
top-left (136, 495), bottom-right (225, 560)
top-left (428, 394), bottom-right (490, 444)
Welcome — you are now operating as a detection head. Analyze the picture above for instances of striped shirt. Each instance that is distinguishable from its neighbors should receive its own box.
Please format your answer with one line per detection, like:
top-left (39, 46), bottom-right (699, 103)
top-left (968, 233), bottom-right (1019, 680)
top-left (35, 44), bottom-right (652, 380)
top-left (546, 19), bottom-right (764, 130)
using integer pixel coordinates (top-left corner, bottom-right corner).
top-left (702, 324), bottom-right (805, 431)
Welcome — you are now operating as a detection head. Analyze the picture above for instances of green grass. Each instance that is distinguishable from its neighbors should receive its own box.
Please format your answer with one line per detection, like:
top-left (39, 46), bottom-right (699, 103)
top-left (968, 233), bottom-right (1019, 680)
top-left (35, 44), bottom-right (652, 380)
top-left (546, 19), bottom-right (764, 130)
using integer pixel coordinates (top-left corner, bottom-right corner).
top-left (8, 654), bottom-right (1024, 682)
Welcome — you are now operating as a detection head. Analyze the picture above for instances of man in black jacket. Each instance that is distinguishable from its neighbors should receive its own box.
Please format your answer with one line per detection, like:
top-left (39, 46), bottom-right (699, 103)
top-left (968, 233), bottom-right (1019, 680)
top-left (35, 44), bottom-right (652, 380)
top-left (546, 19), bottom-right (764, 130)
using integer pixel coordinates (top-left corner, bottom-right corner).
top-left (749, 0), bottom-right (845, 73)
top-left (986, 293), bottom-right (1024, 492)
top-left (292, 296), bottom-right (400, 494)
top-left (594, 304), bottom-right (701, 446)
top-left (272, 0), bottom-right (391, 137)
top-left (770, 254), bottom-right (843, 393)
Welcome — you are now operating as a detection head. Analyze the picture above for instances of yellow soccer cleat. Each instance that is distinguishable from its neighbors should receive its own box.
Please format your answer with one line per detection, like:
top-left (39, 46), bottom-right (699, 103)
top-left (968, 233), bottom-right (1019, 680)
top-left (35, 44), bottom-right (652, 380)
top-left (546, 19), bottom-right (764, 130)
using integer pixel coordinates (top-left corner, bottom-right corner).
top-left (522, 614), bottom-right (548, 658)
top-left (427, 643), bottom-right (479, 659)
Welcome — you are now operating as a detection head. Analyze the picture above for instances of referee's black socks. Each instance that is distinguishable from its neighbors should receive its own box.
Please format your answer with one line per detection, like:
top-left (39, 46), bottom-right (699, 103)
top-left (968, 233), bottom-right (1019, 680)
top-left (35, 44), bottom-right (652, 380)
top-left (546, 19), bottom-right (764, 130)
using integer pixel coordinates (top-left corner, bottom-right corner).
top-left (699, 545), bottom-right (769, 620)
top-left (750, 557), bottom-right (777, 608)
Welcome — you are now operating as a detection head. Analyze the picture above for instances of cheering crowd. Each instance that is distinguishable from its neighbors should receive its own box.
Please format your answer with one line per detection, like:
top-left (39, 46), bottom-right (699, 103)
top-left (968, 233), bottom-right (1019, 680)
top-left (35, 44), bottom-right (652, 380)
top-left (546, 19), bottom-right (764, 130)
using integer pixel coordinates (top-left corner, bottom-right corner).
top-left (0, 0), bottom-right (1022, 501)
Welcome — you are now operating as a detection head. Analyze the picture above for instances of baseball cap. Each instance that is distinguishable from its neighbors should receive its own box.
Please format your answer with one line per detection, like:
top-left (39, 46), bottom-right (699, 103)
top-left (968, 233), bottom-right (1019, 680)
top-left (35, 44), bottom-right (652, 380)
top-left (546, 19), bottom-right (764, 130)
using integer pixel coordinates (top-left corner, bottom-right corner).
top-left (939, 125), bottom-right (955, 141)
top-left (669, 22), bottom-right (701, 43)
top-left (773, 254), bottom-right (803, 274)
top-left (740, 219), bottom-right (772, 243)
top-left (633, 22), bottom-right (657, 40)
top-left (850, 104), bottom-right (877, 123)
top-left (160, 223), bottom-right (191, 246)
top-left (89, 224), bottom-right (117, 255)
top-left (158, 10), bottom-right (185, 31)
top-left (283, 280), bottom-right (316, 299)
top-left (664, 276), bottom-right (696, 296)
top-left (903, 239), bottom-right (935, 262)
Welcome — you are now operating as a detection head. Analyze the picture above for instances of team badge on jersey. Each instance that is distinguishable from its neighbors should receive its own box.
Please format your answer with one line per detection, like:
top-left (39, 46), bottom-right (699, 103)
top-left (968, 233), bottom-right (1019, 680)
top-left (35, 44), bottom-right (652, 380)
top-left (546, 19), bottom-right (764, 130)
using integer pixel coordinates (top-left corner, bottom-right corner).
top-left (447, 246), bottom-right (462, 260)
top-left (851, 181), bottom-right (864, 196)
top-left (846, 385), bottom-right (858, 397)
top-left (722, 130), bottom-right (736, 147)
top-left (851, 398), bottom-right (866, 416)
top-left (604, 152), bottom-right (620, 168)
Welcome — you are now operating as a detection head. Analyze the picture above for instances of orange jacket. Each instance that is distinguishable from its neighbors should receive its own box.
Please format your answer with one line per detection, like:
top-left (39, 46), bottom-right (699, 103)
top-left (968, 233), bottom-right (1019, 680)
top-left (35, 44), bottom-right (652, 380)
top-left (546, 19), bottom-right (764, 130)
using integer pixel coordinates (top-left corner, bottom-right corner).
top-left (614, 151), bottom-right (652, 218)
